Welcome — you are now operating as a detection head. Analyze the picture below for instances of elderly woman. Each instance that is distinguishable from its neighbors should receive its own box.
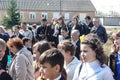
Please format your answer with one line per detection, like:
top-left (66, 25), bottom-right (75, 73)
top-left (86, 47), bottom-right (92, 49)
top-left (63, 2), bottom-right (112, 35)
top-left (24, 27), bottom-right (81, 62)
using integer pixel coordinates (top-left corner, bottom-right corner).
top-left (7, 37), bottom-right (34, 80)
top-left (73, 33), bottom-right (114, 80)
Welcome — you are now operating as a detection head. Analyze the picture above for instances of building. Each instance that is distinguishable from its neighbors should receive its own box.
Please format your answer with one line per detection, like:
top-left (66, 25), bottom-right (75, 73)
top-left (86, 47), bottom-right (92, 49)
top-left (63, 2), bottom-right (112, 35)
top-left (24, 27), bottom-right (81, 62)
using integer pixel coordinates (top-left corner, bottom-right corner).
top-left (0, 0), bottom-right (96, 24)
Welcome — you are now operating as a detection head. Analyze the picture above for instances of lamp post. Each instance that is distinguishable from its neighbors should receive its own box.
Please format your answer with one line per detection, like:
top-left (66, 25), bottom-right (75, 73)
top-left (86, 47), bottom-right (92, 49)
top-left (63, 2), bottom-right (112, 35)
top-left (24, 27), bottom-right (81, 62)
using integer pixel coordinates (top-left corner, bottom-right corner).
top-left (60, 0), bottom-right (61, 15)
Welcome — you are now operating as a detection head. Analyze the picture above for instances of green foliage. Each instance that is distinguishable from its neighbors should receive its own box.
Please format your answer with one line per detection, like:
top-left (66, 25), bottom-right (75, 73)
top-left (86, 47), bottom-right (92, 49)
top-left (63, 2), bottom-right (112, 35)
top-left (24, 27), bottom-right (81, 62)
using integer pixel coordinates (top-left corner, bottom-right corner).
top-left (2, 0), bottom-right (20, 28)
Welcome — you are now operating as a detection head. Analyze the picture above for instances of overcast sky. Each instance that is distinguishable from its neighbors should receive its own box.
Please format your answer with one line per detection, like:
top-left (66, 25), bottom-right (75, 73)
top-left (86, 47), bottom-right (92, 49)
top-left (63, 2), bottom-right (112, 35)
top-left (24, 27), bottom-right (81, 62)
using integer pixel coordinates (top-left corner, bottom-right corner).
top-left (91, 0), bottom-right (120, 13)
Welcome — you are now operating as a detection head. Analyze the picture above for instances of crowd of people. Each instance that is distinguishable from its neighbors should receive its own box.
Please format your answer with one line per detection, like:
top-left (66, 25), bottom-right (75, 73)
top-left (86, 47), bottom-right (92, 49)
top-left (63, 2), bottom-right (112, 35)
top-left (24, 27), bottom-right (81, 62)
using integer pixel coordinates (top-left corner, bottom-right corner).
top-left (0, 15), bottom-right (119, 80)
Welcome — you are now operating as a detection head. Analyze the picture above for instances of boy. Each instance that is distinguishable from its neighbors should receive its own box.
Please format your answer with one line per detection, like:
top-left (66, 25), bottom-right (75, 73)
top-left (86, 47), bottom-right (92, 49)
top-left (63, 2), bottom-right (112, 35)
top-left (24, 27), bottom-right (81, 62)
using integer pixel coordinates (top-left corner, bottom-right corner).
top-left (39, 48), bottom-right (66, 80)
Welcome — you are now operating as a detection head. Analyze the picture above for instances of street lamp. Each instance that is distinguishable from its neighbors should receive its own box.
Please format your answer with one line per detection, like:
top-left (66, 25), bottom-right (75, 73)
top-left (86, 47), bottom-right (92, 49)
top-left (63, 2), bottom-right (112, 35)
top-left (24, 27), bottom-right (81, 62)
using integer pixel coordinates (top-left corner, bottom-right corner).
top-left (60, 0), bottom-right (61, 15)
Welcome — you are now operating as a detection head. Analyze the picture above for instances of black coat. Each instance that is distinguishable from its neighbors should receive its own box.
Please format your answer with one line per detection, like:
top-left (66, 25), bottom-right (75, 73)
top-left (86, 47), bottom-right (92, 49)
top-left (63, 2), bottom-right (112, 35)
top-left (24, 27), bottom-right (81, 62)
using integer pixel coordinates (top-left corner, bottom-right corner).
top-left (0, 72), bottom-right (13, 80)
top-left (75, 40), bottom-right (80, 60)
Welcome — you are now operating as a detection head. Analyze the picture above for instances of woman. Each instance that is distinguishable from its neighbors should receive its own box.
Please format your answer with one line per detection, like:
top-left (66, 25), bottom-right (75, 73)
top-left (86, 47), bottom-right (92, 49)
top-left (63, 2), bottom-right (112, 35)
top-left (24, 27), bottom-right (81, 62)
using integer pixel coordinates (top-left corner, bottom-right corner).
top-left (73, 33), bottom-right (114, 80)
top-left (7, 37), bottom-right (34, 80)
top-left (32, 40), bottom-right (51, 80)
top-left (110, 31), bottom-right (120, 80)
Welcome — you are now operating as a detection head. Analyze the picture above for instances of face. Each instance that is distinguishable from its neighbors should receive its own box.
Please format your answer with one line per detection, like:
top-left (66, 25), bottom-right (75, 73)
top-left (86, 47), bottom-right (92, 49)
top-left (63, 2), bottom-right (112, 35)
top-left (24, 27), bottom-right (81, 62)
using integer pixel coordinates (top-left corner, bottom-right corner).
top-left (39, 62), bottom-right (59, 80)
top-left (9, 46), bottom-right (18, 54)
top-left (93, 20), bottom-right (99, 27)
top-left (114, 36), bottom-right (120, 48)
top-left (61, 30), bottom-right (68, 38)
top-left (80, 44), bottom-right (96, 63)
top-left (33, 48), bottom-right (40, 61)
top-left (21, 24), bottom-right (26, 31)
top-left (0, 46), bottom-right (5, 60)
top-left (71, 33), bottom-right (78, 41)
top-left (85, 18), bottom-right (89, 24)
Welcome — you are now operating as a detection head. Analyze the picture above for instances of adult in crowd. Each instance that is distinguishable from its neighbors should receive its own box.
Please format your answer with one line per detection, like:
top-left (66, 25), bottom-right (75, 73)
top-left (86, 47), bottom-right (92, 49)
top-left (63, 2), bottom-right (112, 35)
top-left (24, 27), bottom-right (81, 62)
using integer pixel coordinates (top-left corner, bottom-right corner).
top-left (110, 31), bottom-right (120, 80)
top-left (85, 15), bottom-right (94, 34)
top-left (91, 18), bottom-right (108, 44)
top-left (0, 38), bottom-right (12, 80)
top-left (73, 33), bottom-right (114, 80)
top-left (58, 40), bottom-right (80, 80)
top-left (20, 22), bottom-right (33, 41)
top-left (7, 38), bottom-right (34, 80)
top-left (72, 15), bottom-right (85, 36)
top-left (71, 29), bottom-right (80, 60)
top-left (11, 25), bottom-right (24, 39)
top-left (36, 18), bottom-right (53, 41)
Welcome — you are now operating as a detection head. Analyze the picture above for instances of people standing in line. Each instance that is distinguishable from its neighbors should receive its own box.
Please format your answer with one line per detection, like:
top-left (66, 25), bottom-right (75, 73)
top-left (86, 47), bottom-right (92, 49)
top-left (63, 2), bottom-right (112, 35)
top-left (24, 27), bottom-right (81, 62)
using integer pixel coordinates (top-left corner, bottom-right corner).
top-left (57, 40), bottom-right (80, 80)
top-left (71, 29), bottom-right (81, 60)
top-left (73, 33), bottom-right (114, 80)
top-left (110, 31), bottom-right (120, 80)
top-left (85, 16), bottom-right (94, 34)
top-left (91, 18), bottom-right (108, 44)
top-left (7, 38), bottom-right (34, 80)
top-left (39, 48), bottom-right (67, 80)
top-left (0, 38), bottom-right (12, 80)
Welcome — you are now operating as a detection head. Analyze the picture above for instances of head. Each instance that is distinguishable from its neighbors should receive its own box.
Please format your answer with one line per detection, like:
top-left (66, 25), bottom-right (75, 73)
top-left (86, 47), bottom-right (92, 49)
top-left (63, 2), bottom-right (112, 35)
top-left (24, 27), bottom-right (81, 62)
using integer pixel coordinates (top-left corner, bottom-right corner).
top-left (111, 31), bottom-right (120, 52)
top-left (71, 29), bottom-right (80, 41)
top-left (22, 37), bottom-right (32, 48)
top-left (57, 15), bottom-right (65, 26)
top-left (61, 27), bottom-right (68, 39)
top-left (39, 48), bottom-right (64, 80)
top-left (7, 38), bottom-right (24, 54)
top-left (21, 22), bottom-right (27, 31)
top-left (33, 40), bottom-right (51, 61)
top-left (80, 33), bottom-right (107, 66)
top-left (12, 25), bottom-right (21, 34)
top-left (85, 16), bottom-right (92, 24)
top-left (93, 18), bottom-right (101, 27)
top-left (0, 38), bottom-right (6, 60)
top-left (41, 18), bottom-right (47, 26)
top-left (72, 15), bottom-right (79, 25)
top-left (32, 24), bottom-right (37, 30)
top-left (58, 40), bottom-right (75, 61)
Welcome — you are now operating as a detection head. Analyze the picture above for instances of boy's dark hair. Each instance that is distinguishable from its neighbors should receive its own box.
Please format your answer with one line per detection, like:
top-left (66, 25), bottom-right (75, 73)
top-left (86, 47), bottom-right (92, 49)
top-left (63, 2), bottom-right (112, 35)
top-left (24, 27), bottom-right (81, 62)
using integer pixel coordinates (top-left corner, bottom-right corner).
top-left (22, 37), bottom-right (31, 45)
top-left (85, 16), bottom-right (91, 20)
top-left (61, 27), bottom-right (68, 32)
top-left (39, 48), bottom-right (64, 72)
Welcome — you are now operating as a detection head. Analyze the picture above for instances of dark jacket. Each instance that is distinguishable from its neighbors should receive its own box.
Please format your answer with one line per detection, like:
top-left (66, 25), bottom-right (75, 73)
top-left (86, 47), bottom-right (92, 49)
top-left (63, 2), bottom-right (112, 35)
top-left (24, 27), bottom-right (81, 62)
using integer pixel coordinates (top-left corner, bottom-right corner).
top-left (75, 40), bottom-right (80, 60)
top-left (91, 25), bottom-right (108, 43)
top-left (0, 71), bottom-right (13, 80)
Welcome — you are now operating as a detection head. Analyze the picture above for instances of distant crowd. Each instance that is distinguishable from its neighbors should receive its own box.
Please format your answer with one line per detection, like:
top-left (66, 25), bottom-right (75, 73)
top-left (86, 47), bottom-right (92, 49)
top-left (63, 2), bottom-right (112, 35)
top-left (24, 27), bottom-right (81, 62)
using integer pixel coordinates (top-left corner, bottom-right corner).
top-left (0, 15), bottom-right (119, 80)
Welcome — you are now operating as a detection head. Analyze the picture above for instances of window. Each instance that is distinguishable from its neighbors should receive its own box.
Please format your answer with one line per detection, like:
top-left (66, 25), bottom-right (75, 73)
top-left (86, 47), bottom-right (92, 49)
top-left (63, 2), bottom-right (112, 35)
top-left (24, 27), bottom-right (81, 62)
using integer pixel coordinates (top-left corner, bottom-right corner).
top-left (53, 12), bottom-right (59, 18)
top-left (79, 13), bottom-right (86, 21)
top-left (20, 12), bottom-right (24, 19)
top-left (64, 13), bottom-right (70, 20)
top-left (41, 12), bottom-right (48, 19)
top-left (29, 12), bottom-right (36, 19)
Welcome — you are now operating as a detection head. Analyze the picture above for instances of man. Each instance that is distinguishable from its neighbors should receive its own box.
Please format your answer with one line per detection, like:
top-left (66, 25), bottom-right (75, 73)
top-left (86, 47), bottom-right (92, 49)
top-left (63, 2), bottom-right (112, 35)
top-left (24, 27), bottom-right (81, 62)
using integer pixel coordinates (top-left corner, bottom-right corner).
top-left (71, 29), bottom-right (80, 60)
top-left (36, 18), bottom-right (52, 41)
top-left (11, 25), bottom-right (24, 39)
top-left (20, 22), bottom-right (33, 41)
top-left (91, 18), bottom-right (108, 44)
top-left (85, 16), bottom-right (94, 34)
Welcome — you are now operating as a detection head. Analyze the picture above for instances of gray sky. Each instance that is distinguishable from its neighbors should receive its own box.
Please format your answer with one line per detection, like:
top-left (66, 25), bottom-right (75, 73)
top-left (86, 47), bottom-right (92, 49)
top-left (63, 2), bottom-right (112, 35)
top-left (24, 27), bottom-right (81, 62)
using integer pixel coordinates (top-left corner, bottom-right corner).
top-left (91, 0), bottom-right (120, 13)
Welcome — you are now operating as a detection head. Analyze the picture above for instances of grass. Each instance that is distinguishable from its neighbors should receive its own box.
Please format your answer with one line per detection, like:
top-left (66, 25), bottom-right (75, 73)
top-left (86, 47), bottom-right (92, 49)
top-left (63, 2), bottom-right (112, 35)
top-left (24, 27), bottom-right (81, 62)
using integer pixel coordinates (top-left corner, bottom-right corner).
top-left (104, 26), bottom-right (120, 56)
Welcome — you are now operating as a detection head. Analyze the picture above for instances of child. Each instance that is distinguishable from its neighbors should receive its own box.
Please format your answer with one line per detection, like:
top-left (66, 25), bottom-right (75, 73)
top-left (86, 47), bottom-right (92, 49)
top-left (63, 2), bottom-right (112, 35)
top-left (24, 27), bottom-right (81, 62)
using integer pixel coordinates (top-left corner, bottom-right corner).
top-left (22, 37), bottom-right (33, 54)
top-left (39, 48), bottom-right (66, 80)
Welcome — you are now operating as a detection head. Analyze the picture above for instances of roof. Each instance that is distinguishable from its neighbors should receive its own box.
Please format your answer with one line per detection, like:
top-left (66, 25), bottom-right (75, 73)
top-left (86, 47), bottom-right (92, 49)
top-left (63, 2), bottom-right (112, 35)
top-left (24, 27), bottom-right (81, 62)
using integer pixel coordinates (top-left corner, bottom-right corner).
top-left (0, 0), bottom-right (96, 11)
